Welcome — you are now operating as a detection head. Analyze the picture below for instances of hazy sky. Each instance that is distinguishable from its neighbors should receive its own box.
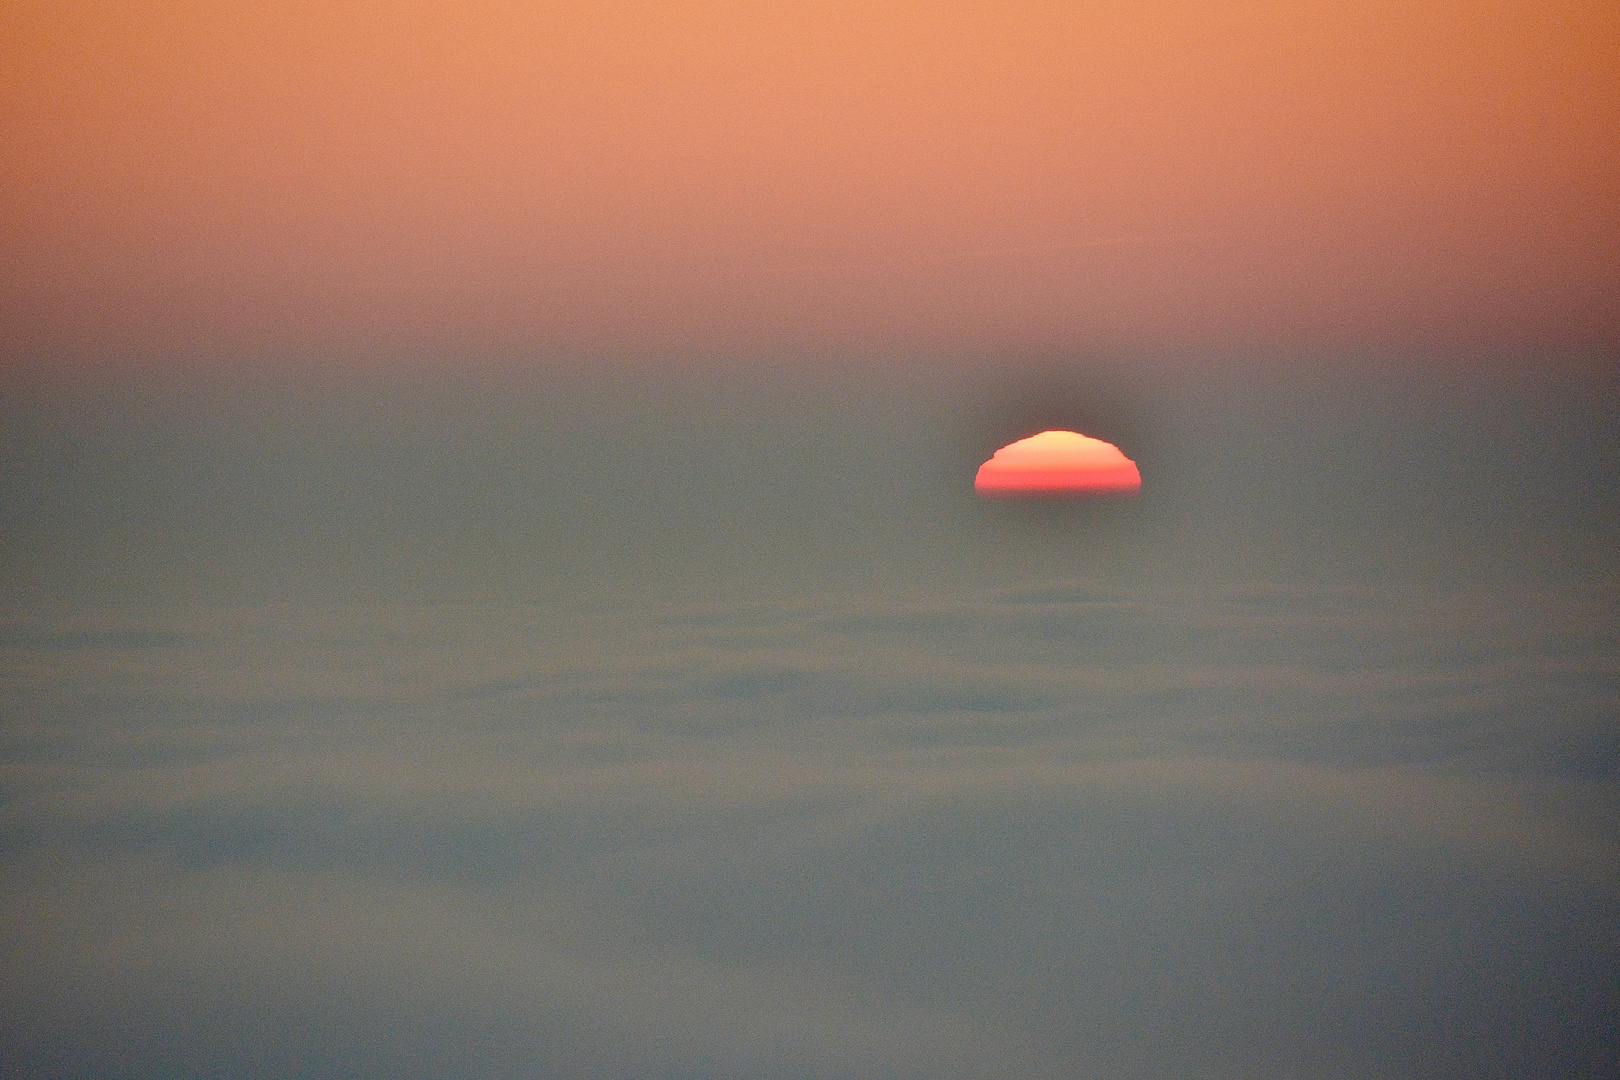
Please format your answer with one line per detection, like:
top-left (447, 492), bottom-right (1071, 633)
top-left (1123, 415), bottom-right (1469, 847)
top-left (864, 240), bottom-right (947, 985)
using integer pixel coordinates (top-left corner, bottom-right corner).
top-left (3, 0), bottom-right (1617, 357)
top-left (2, 3), bottom-right (1618, 1078)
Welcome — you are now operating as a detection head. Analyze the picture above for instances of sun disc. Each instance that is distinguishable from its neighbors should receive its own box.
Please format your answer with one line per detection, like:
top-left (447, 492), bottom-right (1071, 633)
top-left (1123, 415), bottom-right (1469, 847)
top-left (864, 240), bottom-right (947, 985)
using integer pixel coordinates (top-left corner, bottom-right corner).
top-left (975, 430), bottom-right (1141, 497)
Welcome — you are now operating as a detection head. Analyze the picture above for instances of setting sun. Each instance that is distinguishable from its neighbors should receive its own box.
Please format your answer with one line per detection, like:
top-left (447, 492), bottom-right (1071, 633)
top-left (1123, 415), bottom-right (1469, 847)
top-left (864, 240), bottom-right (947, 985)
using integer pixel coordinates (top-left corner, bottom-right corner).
top-left (975, 430), bottom-right (1142, 496)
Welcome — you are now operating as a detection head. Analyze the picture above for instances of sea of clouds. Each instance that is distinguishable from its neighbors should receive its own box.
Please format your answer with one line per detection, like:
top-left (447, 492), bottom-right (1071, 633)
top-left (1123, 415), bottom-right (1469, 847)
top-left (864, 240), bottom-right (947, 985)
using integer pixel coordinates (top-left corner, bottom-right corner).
top-left (2, 355), bottom-right (1616, 1078)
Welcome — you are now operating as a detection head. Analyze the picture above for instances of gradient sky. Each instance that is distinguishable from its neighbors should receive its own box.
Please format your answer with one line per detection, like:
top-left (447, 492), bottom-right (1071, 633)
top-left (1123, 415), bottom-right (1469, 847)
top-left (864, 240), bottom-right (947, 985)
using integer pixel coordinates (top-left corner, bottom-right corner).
top-left (3, 0), bottom-right (1618, 358)
top-left (3, 5), bottom-right (1619, 1079)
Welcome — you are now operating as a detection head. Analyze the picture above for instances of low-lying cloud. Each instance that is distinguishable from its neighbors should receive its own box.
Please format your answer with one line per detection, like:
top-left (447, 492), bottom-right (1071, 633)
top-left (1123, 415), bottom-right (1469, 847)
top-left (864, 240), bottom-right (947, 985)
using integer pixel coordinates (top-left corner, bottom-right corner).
top-left (4, 575), bottom-right (1617, 1079)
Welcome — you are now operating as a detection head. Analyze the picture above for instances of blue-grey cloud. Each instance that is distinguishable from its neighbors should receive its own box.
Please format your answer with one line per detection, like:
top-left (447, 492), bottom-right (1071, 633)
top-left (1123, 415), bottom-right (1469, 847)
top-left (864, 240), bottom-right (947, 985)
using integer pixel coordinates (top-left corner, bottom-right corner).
top-left (2, 359), bottom-right (1617, 1079)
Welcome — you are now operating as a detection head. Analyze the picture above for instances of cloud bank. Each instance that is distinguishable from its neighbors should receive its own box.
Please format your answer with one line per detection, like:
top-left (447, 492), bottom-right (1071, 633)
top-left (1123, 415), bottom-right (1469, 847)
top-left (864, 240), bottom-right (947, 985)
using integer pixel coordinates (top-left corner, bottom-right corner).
top-left (4, 575), bottom-right (1616, 1079)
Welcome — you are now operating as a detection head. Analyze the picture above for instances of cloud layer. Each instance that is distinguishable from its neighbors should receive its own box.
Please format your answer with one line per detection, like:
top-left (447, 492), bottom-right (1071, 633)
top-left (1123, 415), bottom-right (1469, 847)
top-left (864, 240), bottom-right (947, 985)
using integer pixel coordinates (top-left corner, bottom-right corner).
top-left (2, 358), bottom-right (1617, 1077)
top-left (4, 574), bottom-right (1617, 1078)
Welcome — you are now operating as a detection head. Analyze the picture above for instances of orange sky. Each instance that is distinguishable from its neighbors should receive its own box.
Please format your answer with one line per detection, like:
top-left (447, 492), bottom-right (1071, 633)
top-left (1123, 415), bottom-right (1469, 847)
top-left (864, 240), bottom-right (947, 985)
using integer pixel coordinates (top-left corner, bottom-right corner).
top-left (3, 0), bottom-right (1616, 359)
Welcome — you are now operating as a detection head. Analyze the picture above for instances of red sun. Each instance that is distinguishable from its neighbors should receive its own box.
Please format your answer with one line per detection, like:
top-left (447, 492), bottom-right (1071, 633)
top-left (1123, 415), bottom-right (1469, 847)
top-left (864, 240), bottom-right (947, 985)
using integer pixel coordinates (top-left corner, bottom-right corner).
top-left (975, 430), bottom-right (1142, 497)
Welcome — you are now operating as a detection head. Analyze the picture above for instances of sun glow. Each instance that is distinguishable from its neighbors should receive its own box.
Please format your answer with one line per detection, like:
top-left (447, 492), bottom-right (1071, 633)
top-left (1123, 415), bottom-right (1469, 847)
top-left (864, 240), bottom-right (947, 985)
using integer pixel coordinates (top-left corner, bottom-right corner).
top-left (975, 430), bottom-right (1141, 496)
